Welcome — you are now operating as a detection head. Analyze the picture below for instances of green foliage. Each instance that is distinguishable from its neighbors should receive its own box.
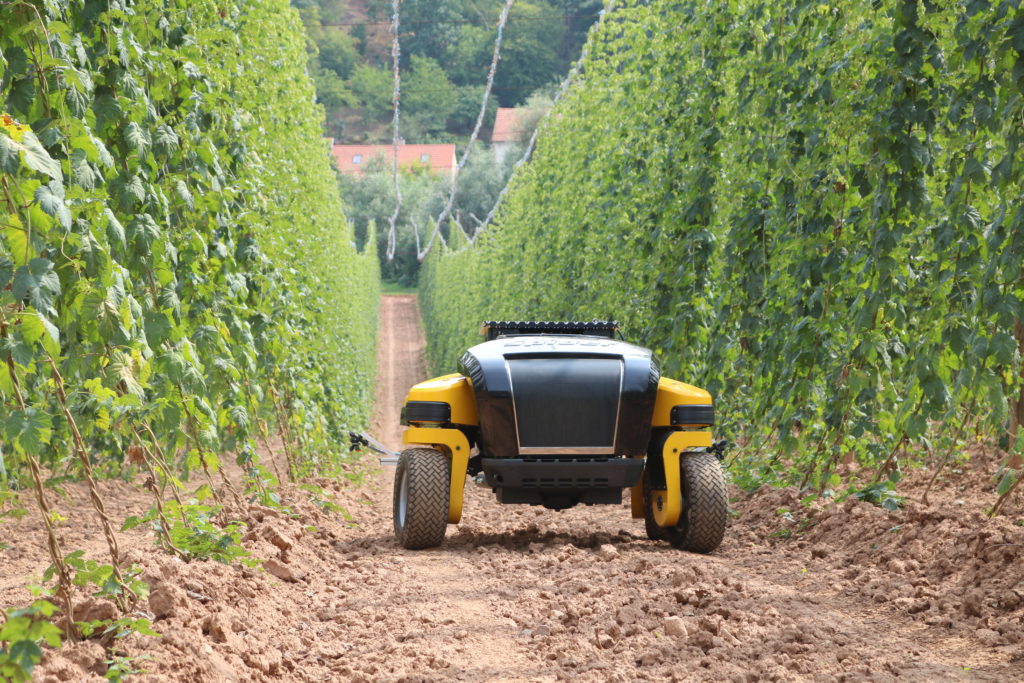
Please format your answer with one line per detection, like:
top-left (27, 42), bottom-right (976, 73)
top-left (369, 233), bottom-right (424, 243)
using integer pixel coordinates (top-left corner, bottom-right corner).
top-left (124, 502), bottom-right (252, 564)
top-left (317, 30), bottom-right (361, 80)
top-left (165, 509), bottom-right (251, 565)
top-left (299, 0), bottom-right (600, 139)
top-left (448, 86), bottom-right (499, 136)
top-left (0, 600), bottom-right (62, 682)
top-left (404, 56), bottom-right (459, 136)
top-left (852, 483), bottom-right (905, 512)
top-left (44, 551), bottom-right (148, 605)
top-left (420, 0), bottom-right (1024, 490)
top-left (490, 0), bottom-right (566, 105)
top-left (341, 147), bottom-right (516, 285)
top-left (349, 63), bottom-right (394, 122)
top-left (0, 0), bottom-right (378, 503)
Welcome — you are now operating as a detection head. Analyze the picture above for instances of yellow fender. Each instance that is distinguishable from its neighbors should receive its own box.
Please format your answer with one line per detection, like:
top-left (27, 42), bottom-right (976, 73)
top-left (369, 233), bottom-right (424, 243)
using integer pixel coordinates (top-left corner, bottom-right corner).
top-left (648, 431), bottom-right (713, 527)
top-left (402, 426), bottom-right (470, 524)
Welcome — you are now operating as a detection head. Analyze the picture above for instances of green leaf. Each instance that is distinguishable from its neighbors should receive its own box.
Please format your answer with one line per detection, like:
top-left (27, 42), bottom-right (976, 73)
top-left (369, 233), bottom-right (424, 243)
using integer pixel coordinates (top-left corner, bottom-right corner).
top-left (19, 309), bottom-right (60, 356)
top-left (70, 148), bottom-right (96, 191)
top-left (0, 121), bottom-right (62, 181)
top-left (33, 182), bottom-right (71, 231)
top-left (123, 121), bottom-right (150, 156)
top-left (127, 214), bottom-right (161, 254)
top-left (153, 125), bottom-right (178, 156)
top-left (0, 255), bottom-right (13, 289)
top-left (997, 470), bottom-right (1018, 497)
top-left (104, 208), bottom-right (125, 247)
top-left (4, 408), bottom-right (52, 454)
top-left (0, 136), bottom-right (19, 174)
top-left (12, 259), bottom-right (60, 314)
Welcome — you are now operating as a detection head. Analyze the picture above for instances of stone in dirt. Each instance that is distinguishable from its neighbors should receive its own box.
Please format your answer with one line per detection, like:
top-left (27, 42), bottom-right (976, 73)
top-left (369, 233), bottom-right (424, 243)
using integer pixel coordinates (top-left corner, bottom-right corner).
top-left (264, 557), bottom-right (304, 582)
top-left (202, 612), bottom-right (242, 650)
top-left (616, 606), bottom-right (642, 625)
top-left (261, 525), bottom-right (295, 551)
top-left (149, 582), bottom-right (189, 619)
top-left (244, 648), bottom-right (283, 674)
top-left (73, 598), bottom-right (118, 623)
top-left (663, 616), bottom-right (689, 638)
top-left (596, 544), bottom-right (619, 561)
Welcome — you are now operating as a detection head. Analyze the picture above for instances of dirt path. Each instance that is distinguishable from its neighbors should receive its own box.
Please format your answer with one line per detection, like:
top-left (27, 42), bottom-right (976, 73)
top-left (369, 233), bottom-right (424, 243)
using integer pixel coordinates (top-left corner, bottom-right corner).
top-left (329, 295), bottom-right (1022, 681)
top-left (12, 294), bottom-right (1024, 681)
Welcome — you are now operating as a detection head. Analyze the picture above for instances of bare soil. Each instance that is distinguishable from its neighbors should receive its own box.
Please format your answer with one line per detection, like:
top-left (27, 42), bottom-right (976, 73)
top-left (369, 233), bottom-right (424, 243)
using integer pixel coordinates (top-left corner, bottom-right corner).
top-left (3, 293), bottom-right (1024, 681)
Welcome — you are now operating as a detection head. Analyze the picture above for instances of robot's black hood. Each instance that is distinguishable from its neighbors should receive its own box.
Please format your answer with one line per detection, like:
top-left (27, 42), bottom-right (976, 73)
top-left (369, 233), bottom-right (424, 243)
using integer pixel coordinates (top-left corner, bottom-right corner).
top-left (458, 335), bottom-right (660, 459)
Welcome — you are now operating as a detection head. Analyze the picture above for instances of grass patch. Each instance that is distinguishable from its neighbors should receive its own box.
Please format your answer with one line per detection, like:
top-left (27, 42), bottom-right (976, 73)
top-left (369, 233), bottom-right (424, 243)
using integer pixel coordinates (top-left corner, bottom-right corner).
top-left (381, 280), bottom-right (417, 295)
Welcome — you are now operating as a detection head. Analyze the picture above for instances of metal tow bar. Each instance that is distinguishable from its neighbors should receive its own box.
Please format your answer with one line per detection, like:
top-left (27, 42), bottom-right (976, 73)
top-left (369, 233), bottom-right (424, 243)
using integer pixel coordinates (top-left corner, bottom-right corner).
top-left (349, 432), bottom-right (401, 465)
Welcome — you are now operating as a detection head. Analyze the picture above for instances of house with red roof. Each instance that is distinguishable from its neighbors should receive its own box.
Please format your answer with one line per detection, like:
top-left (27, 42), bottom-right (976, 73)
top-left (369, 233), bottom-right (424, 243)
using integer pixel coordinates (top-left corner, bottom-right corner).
top-left (332, 143), bottom-right (456, 181)
top-left (490, 108), bottom-right (531, 163)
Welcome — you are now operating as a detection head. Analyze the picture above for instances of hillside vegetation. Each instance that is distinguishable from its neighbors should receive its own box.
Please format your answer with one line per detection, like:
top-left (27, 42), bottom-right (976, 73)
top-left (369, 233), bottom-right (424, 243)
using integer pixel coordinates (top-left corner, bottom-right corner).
top-left (0, 0), bottom-right (376, 670)
top-left (298, 0), bottom-right (601, 140)
top-left (420, 0), bottom-right (1024, 496)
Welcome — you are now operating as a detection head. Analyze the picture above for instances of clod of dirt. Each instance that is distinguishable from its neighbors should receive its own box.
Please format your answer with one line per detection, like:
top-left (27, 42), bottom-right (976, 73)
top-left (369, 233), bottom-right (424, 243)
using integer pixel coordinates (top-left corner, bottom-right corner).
top-left (202, 612), bottom-right (243, 650)
top-left (264, 557), bottom-right (304, 582)
top-left (248, 504), bottom-right (282, 521)
top-left (663, 616), bottom-right (688, 638)
top-left (615, 606), bottom-right (642, 625)
top-left (74, 598), bottom-right (118, 623)
top-left (596, 544), bottom-right (619, 561)
top-left (149, 582), bottom-right (188, 618)
top-left (261, 525), bottom-right (295, 551)
top-left (243, 648), bottom-right (283, 675)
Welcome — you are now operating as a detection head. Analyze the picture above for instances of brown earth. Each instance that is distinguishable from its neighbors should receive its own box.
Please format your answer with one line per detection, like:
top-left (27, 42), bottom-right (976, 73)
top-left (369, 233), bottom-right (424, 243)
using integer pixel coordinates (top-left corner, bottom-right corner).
top-left (3, 293), bottom-right (1024, 681)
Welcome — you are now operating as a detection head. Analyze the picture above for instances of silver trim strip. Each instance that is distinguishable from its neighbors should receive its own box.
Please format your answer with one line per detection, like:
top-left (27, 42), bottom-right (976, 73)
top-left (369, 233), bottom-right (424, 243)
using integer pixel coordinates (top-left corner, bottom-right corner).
top-left (611, 358), bottom-right (623, 450)
top-left (518, 447), bottom-right (617, 456)
top-left (506, 358), bottom-right (520, 451)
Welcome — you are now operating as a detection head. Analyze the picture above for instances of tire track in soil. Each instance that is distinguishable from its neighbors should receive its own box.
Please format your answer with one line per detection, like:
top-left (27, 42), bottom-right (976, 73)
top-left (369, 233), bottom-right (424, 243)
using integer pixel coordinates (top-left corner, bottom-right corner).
top-left (352, 294), bottom-right (1020, 682)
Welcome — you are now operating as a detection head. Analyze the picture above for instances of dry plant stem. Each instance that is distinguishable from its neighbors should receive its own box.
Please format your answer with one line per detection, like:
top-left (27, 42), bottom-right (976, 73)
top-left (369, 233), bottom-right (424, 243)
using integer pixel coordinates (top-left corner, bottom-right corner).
top-left (1008, 318), bottom-right (1024, 470)
top-left (921, 395), bottom-right (978, 505)
top-left (138, 422), bottom-right (190, 525)
top-left (131, 430), bottom-right (184, 556)
top-left (872, 433), bottom-right (907, 484)
top-left (385, 0), bottom-right (401, 262)
top-left (1, 322), bottom-right (74, 636)
top-left (176, 386), bottom-right (229, 505)
top-left (257, 418), bottom-right (285, 484)
top-left (271, 389), bottom-right (298, 480)
top-left (46, 357), bottom-right (131, 609)
top-left (744, 425), bottom-right (779, 470)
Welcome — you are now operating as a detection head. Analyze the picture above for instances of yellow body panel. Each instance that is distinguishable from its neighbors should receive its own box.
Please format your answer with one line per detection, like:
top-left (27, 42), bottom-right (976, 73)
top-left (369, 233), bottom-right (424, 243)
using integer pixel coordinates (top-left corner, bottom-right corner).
top-left (405, 373), bottom-right (479, 426)
top-left (402, 426), bottom-right (470, 524)
top-left (652, 377), bottom-right (712, 427)
top-left (649, 430), bottom-right (713, 527)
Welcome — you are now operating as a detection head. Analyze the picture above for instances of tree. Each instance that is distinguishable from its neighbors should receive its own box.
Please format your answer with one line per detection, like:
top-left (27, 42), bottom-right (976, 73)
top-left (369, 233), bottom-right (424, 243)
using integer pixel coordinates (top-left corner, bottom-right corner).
top-left (349, 63), bottom-right (393, 121)
top-left (447, 85), bottom-right (498, 135)
top-left (492, 0), bottom-right (565, 106)
top-left (403, 56), bottom-right (458, 135)
top-left (316, 30), bottom-right (360, 79)
top-left (444, 25), bottom-right (492, 86)
top-left (338, 160), bottom-right (449, 286)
